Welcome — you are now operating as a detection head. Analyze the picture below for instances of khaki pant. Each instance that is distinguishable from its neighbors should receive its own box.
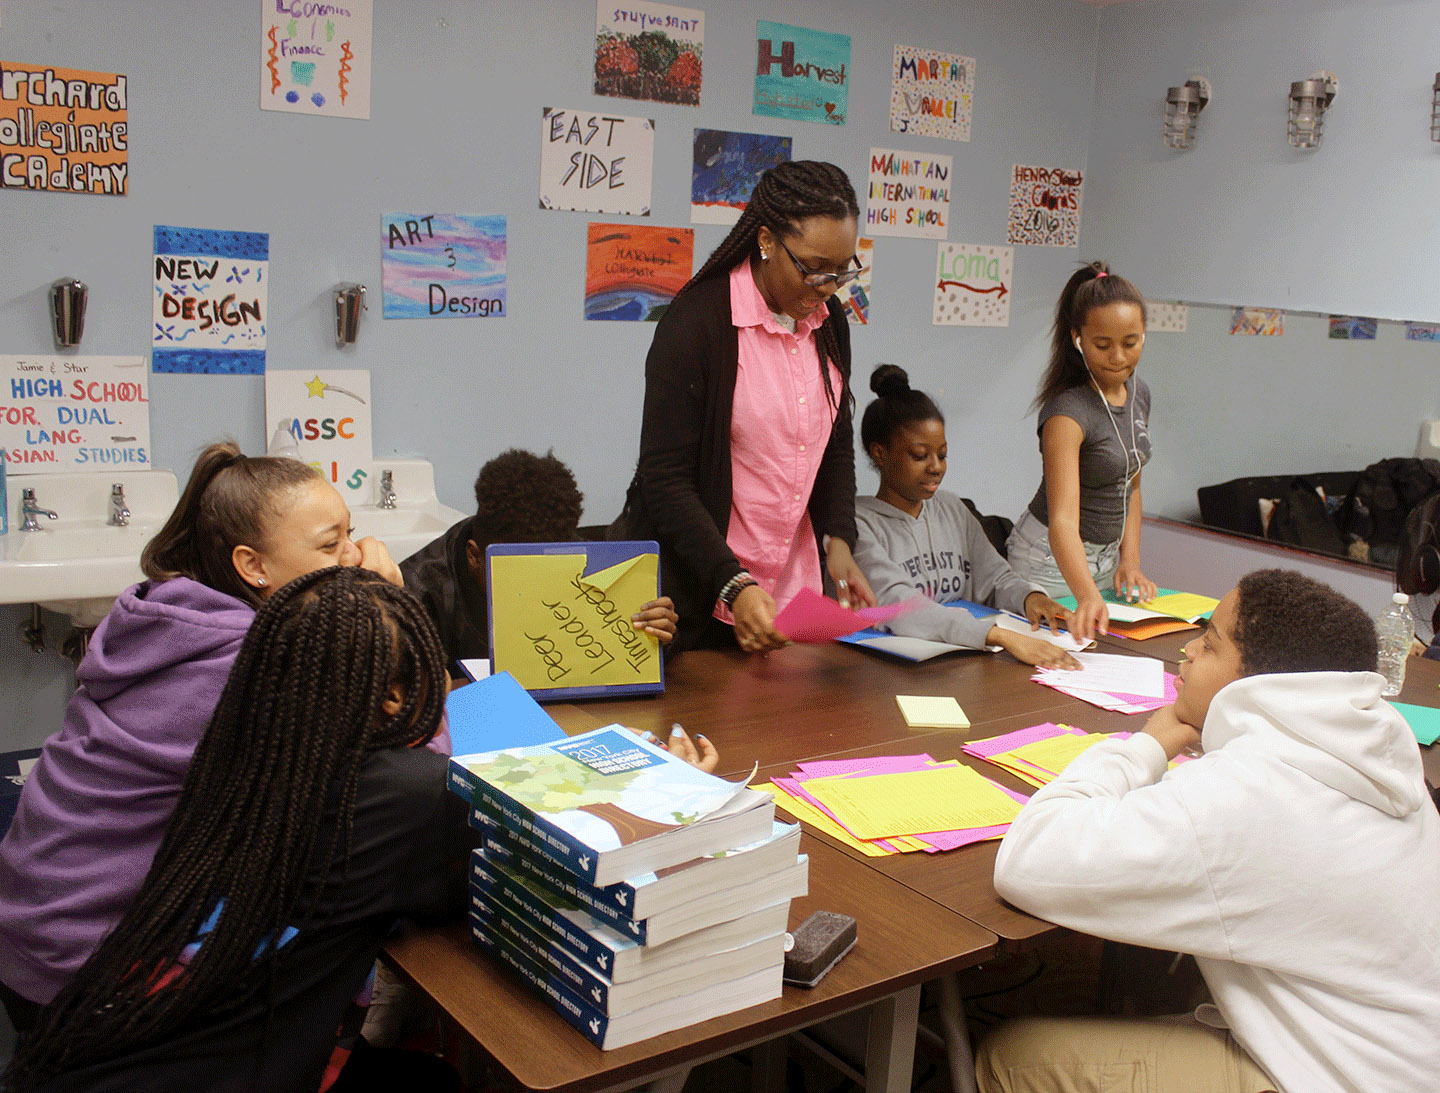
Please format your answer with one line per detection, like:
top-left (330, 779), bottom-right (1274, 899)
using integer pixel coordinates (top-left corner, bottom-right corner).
top-left (975, 1014), bottom-right (1278, 1093)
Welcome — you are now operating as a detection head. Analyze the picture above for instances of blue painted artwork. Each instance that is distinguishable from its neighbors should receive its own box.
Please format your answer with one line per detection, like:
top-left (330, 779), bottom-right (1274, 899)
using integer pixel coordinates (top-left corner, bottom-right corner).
top-left (1328, 316), bottom-right (1378, 341)
top-left (382, 213), bottom-right (507, 319)
top-left (152, 226), bottom-right (269, 375)
top-left (690, 129), bottom-right (791, 225)
top-left (753, 20), bottom-right (850, 126)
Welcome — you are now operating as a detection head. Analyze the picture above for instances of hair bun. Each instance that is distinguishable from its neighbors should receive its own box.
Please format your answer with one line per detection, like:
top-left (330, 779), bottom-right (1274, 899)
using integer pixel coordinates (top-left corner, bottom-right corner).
top-left (870, 363), bottom-right (910, 398)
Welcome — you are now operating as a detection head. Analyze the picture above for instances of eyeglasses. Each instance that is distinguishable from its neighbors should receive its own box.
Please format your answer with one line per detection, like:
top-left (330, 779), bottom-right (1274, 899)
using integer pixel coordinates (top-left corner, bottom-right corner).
top-left (775, 237), bottom-right (868, 288)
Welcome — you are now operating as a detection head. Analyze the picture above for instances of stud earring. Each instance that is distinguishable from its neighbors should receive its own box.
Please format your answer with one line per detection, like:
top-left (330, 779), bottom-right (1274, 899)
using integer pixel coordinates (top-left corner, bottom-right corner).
top-left (257, 578), bottom-right (267, 588)
top-left (760, 250), bottom-right (769, 261)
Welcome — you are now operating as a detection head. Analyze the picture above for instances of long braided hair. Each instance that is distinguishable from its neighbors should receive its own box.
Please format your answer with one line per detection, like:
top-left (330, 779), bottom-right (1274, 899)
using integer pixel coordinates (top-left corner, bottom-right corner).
top-left (5, 567), bottom-right (447, 1088)
top-left (681, 159), bottom-right (860, 415)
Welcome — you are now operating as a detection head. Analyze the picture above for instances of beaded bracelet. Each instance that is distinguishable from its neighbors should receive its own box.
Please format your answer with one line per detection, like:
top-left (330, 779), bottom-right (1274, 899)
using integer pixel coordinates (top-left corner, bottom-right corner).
top-left (718, 570), bottom-right (758, 608)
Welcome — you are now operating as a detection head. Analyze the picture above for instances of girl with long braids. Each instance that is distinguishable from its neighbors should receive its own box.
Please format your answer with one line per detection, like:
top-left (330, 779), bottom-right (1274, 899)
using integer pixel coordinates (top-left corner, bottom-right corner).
top-left (1006, 262), bottom-right (1157, 643)
top-left (5, 567), bottom-right (467, 1092)
top-left (619, 159), bottom-right (877, 653)
top-left (0, 442), bottom-right (413, 1037)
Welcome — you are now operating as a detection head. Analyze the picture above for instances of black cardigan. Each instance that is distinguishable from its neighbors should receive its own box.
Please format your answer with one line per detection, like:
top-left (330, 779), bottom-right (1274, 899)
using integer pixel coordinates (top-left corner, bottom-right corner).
top-left (620, 270), bottom-right (857, 651)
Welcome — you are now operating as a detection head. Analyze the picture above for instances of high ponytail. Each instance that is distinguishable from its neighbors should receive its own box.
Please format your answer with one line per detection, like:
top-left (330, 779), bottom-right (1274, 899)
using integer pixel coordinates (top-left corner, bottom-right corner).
top-left (141, 441), bottom-right (319, 606)
top-left (1033, 261), bottom-right (1147, 410)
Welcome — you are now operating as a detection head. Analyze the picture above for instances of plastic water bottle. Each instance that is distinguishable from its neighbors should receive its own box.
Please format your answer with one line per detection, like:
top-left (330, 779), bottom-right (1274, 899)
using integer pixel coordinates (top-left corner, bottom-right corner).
top-left (1376, 592), bottom-right (1414, 697)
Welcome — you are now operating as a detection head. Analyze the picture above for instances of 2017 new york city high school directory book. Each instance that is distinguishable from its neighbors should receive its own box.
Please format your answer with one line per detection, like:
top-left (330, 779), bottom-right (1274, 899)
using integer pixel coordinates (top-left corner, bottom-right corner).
top-left (448, 725), bottom-right (775, 887)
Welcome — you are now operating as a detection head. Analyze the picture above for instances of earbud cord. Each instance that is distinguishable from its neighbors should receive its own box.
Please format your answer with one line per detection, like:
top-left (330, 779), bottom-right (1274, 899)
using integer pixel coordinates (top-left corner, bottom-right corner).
top-left (1077, 338), bottom-right (1139, 566)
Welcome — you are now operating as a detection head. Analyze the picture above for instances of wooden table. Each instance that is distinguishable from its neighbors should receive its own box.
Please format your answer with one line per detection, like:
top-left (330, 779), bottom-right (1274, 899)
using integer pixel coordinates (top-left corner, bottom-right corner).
top-left (383, 835), bottom-right (997, 1093)
top-left (388, 632), bottom-right (1440, 1089)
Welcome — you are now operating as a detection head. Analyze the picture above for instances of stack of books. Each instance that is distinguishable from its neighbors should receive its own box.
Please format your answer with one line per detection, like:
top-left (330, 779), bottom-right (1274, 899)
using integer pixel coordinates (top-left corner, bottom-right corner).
top-left (448, 725), bottom-right (807, 1049)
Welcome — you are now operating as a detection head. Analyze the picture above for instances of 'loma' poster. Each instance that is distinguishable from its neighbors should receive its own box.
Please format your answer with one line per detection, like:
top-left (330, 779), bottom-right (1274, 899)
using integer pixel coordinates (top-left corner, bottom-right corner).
top-left (752, 21), bottom-right (849, 126)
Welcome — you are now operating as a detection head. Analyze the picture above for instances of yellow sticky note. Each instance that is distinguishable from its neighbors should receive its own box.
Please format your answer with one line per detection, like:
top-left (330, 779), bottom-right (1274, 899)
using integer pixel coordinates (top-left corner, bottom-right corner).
top-left (804, 765), bottom-right (1021, 840)
top-left (489, 551), bottom-right (661, 693)
top-left (895, 695), bottom-right (970, 729)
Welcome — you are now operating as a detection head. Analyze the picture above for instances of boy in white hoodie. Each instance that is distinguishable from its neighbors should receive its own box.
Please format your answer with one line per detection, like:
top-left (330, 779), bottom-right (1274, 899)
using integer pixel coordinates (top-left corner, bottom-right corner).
top-left (981, 568), bottom-right (1440, 1093)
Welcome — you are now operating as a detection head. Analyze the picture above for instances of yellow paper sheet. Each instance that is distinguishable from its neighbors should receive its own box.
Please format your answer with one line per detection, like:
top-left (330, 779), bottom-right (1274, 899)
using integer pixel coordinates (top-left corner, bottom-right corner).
top-left (489, 551), bottom-right (660, 692)
top-left (1006, 731), bottom-right (1114, 777)
top-left (757, 781), bottom-right (893, 856)
top-left (1139, 592), bottom-right (1218, 621)
top-left (804, 765), bottom-right (1022, 840)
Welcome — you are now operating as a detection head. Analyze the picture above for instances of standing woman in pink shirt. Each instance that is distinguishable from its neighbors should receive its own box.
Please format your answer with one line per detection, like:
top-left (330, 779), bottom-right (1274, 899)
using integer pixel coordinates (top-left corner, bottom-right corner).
top-left (616, 160), bottom-right (876, 653)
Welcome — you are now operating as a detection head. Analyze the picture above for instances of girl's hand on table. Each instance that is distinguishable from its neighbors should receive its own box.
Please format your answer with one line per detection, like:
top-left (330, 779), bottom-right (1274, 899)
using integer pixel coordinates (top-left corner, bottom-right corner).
top-left (1113, 563), bottom-right (1157, 605)
top-left (1023, 591), bottom-right (1071, 637)
top-left (732, 584), bottom-right (788, 653)
top-left (630, 724), bottom-right (720, 772)
top-left (991, 627), bottom-right (1081, 671)
top-left (1069, 592), bottom-right (1110, 645)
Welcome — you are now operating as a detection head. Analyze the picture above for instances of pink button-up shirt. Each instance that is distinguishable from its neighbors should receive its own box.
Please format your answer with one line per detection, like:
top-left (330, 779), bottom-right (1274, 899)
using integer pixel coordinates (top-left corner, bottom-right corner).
top-left (718, 261), bottom-right (840, 621)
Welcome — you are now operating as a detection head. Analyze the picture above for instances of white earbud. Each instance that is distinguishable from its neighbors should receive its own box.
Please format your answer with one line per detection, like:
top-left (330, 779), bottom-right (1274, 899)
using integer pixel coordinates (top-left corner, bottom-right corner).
top-left (1073, 335), bottom-right (1083, 353)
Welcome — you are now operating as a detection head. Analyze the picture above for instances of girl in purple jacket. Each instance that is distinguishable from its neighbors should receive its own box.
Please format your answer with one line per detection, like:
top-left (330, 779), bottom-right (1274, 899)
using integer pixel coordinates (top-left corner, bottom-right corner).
top-left (0, 442), bottom-right (402, 1032)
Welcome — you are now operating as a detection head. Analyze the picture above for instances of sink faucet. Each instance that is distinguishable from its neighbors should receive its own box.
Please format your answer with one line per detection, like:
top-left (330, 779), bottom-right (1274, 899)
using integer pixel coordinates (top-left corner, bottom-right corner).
top-left (378, 469), bottom-right (398, 510)
top-left (108, 483), bottom-right (131, 527)
top-left (20, 488), bottom-right (58, 532)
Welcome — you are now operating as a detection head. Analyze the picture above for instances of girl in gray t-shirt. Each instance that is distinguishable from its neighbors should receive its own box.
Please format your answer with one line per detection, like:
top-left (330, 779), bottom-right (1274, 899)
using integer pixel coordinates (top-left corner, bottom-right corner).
top-left (1007, 262), bottom-right (1156, 643)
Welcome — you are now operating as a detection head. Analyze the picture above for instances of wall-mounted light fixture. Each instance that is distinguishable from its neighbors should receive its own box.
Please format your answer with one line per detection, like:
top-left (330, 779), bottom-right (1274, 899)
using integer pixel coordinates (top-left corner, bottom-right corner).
top-left (1287, 71), bottom-right (1338, 149)
top-left (1431, 73), bottom-right (1440, 142)
top-left (334, 283), bottom-right (366, 346)
top-left (1163, 78), bottom-right (1211, 149)
top-left (50, 279), bottom-right (87, 348)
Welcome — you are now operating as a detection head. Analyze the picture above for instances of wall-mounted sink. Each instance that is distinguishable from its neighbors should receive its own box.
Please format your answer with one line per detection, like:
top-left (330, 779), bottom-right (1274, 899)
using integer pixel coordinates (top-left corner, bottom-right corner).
top-left (350, 457), bottom-right (466, 562)
top-left (1, 470), bottom-right (179, 627)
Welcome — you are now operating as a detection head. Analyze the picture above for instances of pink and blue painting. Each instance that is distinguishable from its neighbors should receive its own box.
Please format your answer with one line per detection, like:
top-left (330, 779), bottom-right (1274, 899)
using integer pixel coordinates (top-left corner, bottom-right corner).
top-left (381, 213), bottom-right (506, 319)
top-left (691, 129), bottom-right (791, 225)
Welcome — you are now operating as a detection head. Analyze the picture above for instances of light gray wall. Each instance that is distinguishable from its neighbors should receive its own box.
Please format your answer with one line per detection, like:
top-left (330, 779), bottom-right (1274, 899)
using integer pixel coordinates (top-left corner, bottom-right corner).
top-left (1, 0), bottom-right (1102, 748)
top-left (1082, 0), bottom-right (1440, 522)
top-left (1083, 0), bottom-right (1440, 321)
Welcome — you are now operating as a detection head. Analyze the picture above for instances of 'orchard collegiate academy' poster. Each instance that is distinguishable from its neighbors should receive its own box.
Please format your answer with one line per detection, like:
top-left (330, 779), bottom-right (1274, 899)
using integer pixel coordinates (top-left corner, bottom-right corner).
top-left (753, 21), bottom-right (849, 126)
top-left (0, 62), bottom-right (128, 196)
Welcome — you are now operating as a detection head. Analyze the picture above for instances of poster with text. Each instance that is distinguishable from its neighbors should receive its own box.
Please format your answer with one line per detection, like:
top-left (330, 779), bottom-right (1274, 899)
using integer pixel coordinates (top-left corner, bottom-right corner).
top-left (0, 63), bottom-right (127, 196)
top-left (1, 355), bottom-right (148, 473)
top-left (690, 128), bottom-right (791, 224)
top-left (840, 236), bottom-right (874, 325)
top-left (539, 107), bottom-right (653, 215)
top-left (933, 243), bottom-right (1011, 326)
top-left (865, 149), bottom-right (951, 239)
top-left (382, 213), bottom-right (506, 319)
top-left (1230, 307), bottom-right (1284, 336)
top-left (890, 45), bottom-right (973, 141)
top-left (152, 226), bottom-right (268, 375)
top-left (1007, 165), bottom-right (1083, 247)
top-left (753, 21), bottom-right (849, 125)
top-left (594, 1), bottom-right (703, 107)
top-left (585, 223), bottom-right (693, 321)
top-left (1145, 301), bottom-right (1188, 333)
top-left (264, 369), bottom-right (373, 503)
top-left (260, 0), bottom-right (372, 119)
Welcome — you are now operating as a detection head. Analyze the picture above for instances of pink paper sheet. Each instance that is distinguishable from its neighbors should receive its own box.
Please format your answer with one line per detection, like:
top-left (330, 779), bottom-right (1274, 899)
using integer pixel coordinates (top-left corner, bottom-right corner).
top-left (773, 587), bottom-right (925, 643)
top-left (962, 722), bottom-right (1082, 759)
